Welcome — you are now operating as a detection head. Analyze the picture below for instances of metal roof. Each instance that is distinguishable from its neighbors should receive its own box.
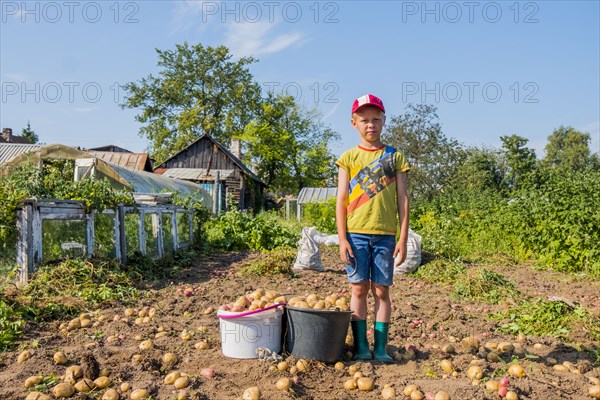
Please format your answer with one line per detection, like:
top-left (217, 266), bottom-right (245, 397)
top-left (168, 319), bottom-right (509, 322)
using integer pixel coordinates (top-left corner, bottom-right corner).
top-left (88, 151), bottom-right (151, 171)
top-left (0, 143), bottom-right (42, 164)
top-left (106, 163), bottom-right (212, 208)
top-left (160, 168), bottom-right (236, 181)
top-left (297, 187), bottom-right (337, 204)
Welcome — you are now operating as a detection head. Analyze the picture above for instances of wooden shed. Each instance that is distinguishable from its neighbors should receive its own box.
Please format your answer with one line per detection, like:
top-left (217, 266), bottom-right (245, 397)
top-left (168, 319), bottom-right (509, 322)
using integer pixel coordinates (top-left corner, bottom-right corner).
top-left (153, 134), bottom-right (267, 212)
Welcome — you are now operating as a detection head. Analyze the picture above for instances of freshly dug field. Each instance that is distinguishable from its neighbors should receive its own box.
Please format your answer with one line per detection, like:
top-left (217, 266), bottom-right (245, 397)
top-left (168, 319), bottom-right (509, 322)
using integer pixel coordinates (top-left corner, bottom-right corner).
top-left (1, 248), bottom-right (599, 400)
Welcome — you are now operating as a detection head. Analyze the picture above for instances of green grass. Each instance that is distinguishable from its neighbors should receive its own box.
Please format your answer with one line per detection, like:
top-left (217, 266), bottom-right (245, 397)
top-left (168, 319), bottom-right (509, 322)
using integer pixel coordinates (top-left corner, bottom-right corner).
top-left (490, 299), bottom-right (600, 342)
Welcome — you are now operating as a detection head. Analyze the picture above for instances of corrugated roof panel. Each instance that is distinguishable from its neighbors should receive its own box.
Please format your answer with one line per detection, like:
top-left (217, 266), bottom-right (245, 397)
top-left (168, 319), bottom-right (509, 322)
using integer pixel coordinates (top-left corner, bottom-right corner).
top-left (0, 143), bottom-right (42, 164)
top-left (297, 187), bottom-right (337, 204)
top-left (162, 168), bottom-right (236, 180)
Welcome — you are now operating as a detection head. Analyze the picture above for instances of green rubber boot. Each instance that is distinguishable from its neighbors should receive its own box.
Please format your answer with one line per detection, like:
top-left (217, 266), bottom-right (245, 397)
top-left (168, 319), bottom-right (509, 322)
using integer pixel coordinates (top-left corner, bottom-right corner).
top-left (374, 321), bottom-right (394, 363)
top-left (350, 320), bottom-right (372, 360)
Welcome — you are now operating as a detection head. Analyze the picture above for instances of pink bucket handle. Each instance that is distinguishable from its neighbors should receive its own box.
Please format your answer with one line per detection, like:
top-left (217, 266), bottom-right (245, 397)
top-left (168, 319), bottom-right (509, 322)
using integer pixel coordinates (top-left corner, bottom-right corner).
top-left (217, 303), bottom-right (285, 319)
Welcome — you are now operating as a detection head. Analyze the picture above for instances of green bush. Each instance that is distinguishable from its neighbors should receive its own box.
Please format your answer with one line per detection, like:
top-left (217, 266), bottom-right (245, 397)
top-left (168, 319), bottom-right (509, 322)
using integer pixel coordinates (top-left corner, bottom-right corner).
top-left (205, 209), bottom-right (299, 251)
top-left (302, 198), bottom-right (337, 234)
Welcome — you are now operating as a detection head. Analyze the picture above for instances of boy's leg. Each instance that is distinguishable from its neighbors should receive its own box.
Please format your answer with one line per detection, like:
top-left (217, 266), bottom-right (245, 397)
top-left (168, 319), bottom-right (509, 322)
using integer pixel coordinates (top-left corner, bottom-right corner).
top-left (371, 235), bottom-right (395, 363)
top-left (345, 233), bottom-right (373, 360)
top-left (350, 282), bottom-right (372, 360)
top-left (372, 283), bottom-right (393, 362)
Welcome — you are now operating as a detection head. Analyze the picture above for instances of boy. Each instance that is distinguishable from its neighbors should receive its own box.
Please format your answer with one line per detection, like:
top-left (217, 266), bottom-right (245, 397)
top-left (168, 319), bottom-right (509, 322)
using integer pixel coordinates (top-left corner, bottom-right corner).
top-left (335, 94), bottom-right (410, 362)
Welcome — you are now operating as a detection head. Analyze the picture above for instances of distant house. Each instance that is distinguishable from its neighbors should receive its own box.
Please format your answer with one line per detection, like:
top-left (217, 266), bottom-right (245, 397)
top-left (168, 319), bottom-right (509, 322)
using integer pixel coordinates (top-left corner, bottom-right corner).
top-left (87, 145), bottom-right (134, 153)
top-left (154, 134), bottom-right (267, 212)
top-left (0, 128), bottom-right (31, 144)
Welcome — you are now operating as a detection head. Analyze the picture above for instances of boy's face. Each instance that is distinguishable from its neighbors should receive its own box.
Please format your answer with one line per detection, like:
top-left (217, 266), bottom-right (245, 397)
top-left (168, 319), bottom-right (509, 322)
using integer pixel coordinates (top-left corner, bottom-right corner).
top-left (351, 106), bottom-right (386, 145)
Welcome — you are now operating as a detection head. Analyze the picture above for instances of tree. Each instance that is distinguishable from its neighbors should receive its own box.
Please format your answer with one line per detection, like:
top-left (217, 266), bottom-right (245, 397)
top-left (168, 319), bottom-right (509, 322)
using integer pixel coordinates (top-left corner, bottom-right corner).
top-left (121, 42), bottom-right (262, 163)
top-left (543, 126), bottom-right (592, 172)
top-left (239, 94), bottom-right (339, 195)
top-left (453, 147), bottom-right (504, 192)
top-left (382, 104), bottom-right (465, 202)
top-left (21, 121), bottom-right (38, 144)
top-left (500, 134), bottom-right (537, 190)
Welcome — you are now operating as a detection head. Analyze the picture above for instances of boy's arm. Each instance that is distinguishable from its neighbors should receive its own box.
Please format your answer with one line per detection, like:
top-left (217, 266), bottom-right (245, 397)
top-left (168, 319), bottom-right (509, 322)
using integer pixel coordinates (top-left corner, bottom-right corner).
top-left (394, 171), bottom-right (409, 266)
top-left (336, 167), bottom-right (353, 264)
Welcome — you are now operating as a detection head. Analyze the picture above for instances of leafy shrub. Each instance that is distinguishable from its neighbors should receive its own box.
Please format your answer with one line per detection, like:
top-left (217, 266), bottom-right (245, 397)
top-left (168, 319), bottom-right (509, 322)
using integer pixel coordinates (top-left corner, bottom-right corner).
top-left (0, 298), bottom-right (24, 350)
top-left (237, 247), bottom-right (296, 276)
top-left (205, 209), bottom-right (299, 251)
top-left (302, 198), bottom-right (337, 234)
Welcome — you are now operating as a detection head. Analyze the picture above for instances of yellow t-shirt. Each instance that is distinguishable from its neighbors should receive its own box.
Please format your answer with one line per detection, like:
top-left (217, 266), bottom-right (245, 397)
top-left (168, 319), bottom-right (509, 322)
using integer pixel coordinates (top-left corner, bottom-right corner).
top-left (336, 145), bottom-right (410, 235)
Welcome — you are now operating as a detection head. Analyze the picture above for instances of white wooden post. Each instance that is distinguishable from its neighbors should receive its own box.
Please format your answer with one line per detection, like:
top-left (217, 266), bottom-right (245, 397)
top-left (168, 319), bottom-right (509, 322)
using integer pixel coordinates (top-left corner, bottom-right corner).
top-left (138, 209), bottom-right (146, 255)
top-left (171, 210), bottom-right (178, 251)
top-left (155, 211), bottom-right (164, 258)
top-left (86, 209), bottom-right (95, 258)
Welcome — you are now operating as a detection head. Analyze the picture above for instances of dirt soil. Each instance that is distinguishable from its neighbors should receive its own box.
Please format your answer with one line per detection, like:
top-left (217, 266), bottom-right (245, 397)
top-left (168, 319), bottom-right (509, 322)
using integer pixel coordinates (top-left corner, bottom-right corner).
top-left (1, 248), bottom-right (599, 400)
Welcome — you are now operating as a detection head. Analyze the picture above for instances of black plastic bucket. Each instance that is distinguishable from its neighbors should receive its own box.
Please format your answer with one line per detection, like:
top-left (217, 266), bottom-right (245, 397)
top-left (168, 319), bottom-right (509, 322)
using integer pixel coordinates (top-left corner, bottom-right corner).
top-left (285, 306), bottom-right (352, 363)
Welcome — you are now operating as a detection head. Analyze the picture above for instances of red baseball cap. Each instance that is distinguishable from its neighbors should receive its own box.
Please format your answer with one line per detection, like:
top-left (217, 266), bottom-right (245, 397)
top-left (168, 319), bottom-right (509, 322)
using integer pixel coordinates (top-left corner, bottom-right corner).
top-left (351, 94), bottom-right (385, 114)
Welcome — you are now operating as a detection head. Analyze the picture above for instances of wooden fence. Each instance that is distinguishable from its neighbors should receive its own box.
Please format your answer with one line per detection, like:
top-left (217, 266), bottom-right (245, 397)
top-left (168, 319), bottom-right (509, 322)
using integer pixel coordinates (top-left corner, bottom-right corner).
top-left (16, 199), bottom-right (193, 284)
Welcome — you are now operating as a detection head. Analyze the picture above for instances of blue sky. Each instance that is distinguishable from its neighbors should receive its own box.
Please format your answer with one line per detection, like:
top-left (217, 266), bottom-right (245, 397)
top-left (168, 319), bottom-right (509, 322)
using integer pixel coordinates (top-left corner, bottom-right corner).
top-left (1, 1), bottom-right (599, 158)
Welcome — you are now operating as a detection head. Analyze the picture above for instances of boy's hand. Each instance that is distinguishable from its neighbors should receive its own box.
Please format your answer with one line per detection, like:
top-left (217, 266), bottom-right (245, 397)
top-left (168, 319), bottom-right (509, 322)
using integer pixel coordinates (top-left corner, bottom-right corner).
top-left (339, 240), bottom-right (354, 265)
top-left (393, 241), bottom-right (407, 266)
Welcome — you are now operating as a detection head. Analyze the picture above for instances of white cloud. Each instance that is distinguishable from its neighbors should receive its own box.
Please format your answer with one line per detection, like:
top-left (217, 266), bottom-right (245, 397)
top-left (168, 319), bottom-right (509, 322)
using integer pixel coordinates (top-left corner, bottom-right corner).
top-left (224, 21), bottom-right (304, 57)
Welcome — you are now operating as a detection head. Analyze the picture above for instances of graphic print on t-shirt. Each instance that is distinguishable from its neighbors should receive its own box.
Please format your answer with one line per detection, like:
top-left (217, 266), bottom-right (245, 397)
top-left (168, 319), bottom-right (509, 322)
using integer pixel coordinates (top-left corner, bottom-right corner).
top-left (348, 147), bottom-right (396, 214)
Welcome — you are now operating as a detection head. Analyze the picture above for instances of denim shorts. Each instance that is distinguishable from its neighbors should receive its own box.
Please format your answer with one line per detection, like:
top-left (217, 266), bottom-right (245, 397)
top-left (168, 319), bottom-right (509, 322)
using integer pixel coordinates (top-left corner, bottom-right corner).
top-left (345, 233), bottom-right (395, 286)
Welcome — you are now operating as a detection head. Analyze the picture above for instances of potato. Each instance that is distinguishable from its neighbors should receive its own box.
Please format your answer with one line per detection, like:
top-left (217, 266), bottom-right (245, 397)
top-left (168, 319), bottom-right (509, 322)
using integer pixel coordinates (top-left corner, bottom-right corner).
top-left (440, 359), bottom-right (454, 374)
top-left (65, 365), bottom-right (83, 383)
top-left (52, 382), bottom-right (76, 398)
top-left (467, 365), bottom-right (483, 380)
top-left (485, 380), bottom-right (500, 391)
top-left (24, 375), bottom-right (43, 387)
top-left (348, 364), bottom-right (358, 376)
top-left (553, 364), bottom-right (570, 373)
top-left (180, 331), bottom-right (193, 341)
top-left (165, 371), bottom-right (182, 385)
top-left (334, 361), bottom-right (345, 370)
top-left (353, 371), bottom-right (364, 379)
top-left (139, 339), bottom-right (153, 350)
top-left (441, 344), bottom-right (455, 354)
top-left (357, 377), bottom-right (374, 391)
top-left (94, 376), bottom-right (112, 389)
top-left (195, 341), bottom-right (209, 350)
top-left (130, 389), bottom-right (150, 400)
top-left (53, 351), bottom-right (68, 365)
top-left (102, 388), bottom-right (120, 400)
top-left (590, 386), bottom-right (600, 399)
top-left (508, 364), bottom-right (526, 378)
top-left (343, 378), bottom-right (357, 390)
top-left (163, 352), bottom-right (178, 364)
top-left (174, 376), bottom-right (190, 389)
top-left (132, 354), bottom-right (143, 363)
top-left (74, 378), bottom-right (96, 392)
top-left (506, 391), bottom-right (519, 400)
top-left (120, 382), bottom-right (131, 392)
top-left (25, 392), bottom-right (51, 400)
top-left (242, 386), bottom-right (261, 400)
top-left (435, 391), bottom-right (450, 400)
top-left (461, 336), bottom-right (480, 353)
top-left (498, 342), bottom-right (514, 354)
top-left (17, 350), bottom-right (31, 364)
top-left (410, 390), bottom-right (424, 400)
top-left (276, 377), bottom-right (291, 391)
top-left (404, 384), bottom-right (419, 396)
top-left (381, 385), bottom-right (396, 399)
top-left (296, 359), bottom-right (309, 372)
top-left (200, 368), bottom-right (215, 378)
top-left (277, 361), bottom-right (288, 371)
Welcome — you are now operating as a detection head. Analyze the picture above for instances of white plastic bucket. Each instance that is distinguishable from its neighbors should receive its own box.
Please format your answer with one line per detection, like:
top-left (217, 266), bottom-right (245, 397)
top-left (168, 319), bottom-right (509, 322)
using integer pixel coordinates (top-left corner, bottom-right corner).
top-left (217, 306), bottom-right (283, 359)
